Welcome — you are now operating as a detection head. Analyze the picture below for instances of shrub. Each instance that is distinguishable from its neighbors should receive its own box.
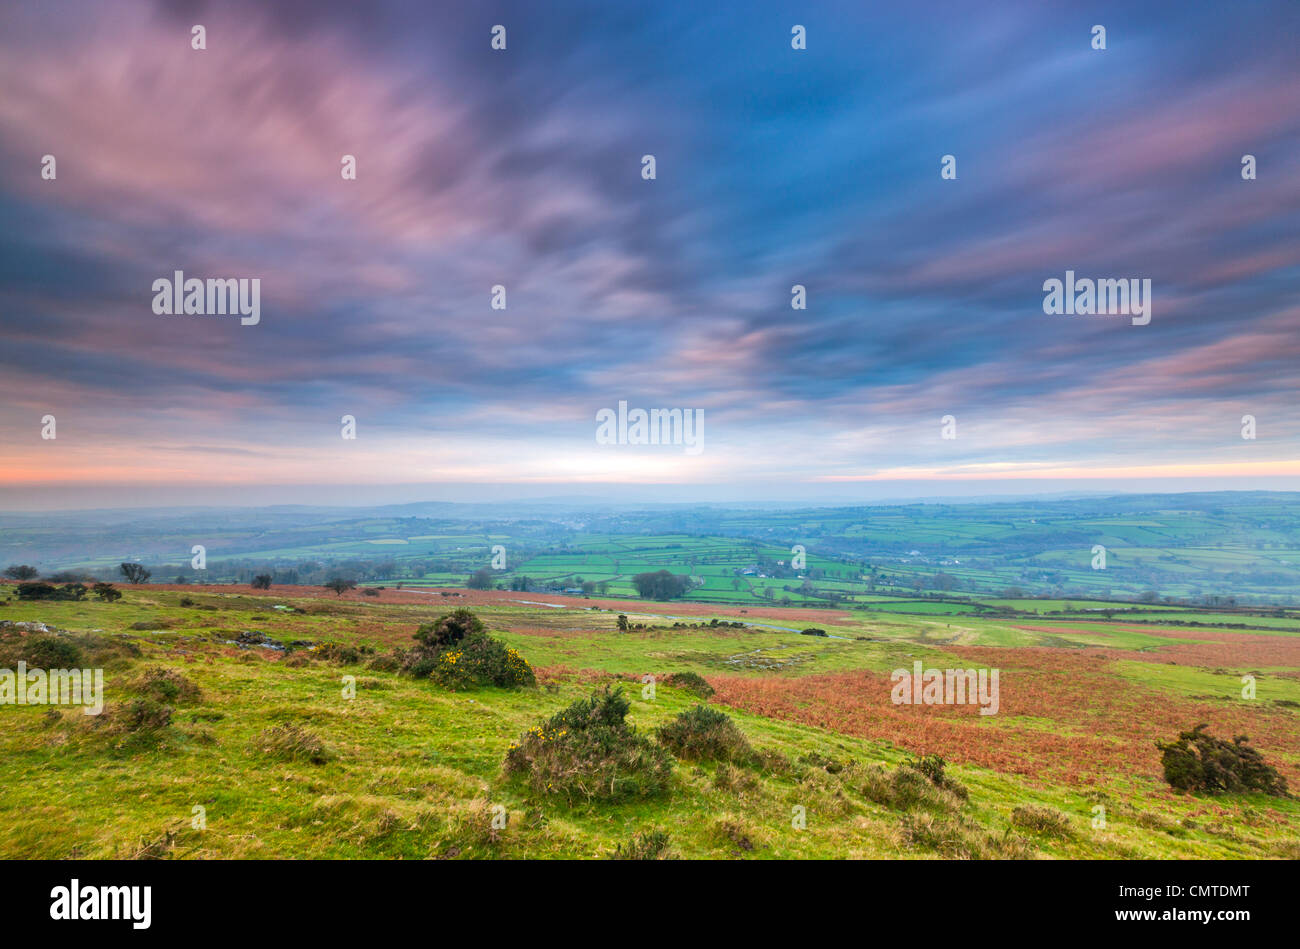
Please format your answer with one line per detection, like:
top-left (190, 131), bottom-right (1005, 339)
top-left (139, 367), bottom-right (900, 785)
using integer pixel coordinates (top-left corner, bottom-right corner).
top-left (414, 609), bottom-right (485, 649)
top-left (801, 627), bottom-right (828, 637)
top-left (665, 671), bottom-right (714, 698)
top-left (904, 754), bottom-right (969, 801)
top-left (314, 642), bottom-right (361, 665)
top-left (113, 697), bottom-right (174, 732)
top-left (362, 587), bottom-right (380, 597)
top-left (256, 724), bottom-right (330, 764)
top-left (409, 655), bottom-right (439, 678)
top-left (135, 667), bottom-right (201, 705)
top-left (656, 705), bottom-right (752, 762)
top-left (366, 650), bottom-right (405, 673)
top-left (429, 633), bottom-right (535, 690)
top-left (504, 686), bottom-right (672, 802)
top-left (1011, 805), bottom-right (1073, 838)
top-left (15, 582), bottom-right (57, 601)
top-left (20, 582), bottom-right (85, 600)
top-left (92, 583), bottom-right (122, 602)
top-left (404, 610), bottom-right (532, 689)
top-left (14, 635), bottom-right (83, 668)
top-left (1156, 724), bottom-right (1288, 797)
top-left (611, 829), bottom-right (675, 860)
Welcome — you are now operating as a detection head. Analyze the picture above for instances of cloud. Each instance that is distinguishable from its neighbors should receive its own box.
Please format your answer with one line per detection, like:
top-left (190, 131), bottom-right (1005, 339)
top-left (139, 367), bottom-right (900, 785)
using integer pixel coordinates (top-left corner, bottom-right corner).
top-left (0, 0), bottom-right (1297, 499)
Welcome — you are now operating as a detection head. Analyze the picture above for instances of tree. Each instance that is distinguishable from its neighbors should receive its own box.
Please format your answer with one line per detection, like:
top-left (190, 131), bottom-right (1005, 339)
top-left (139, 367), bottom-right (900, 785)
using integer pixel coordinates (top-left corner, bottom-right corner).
top-left (466, 568), bottom-right (495, 590)
top-left (3, 565), bottom-right (38, 580)
top-left (251, 574), bottom-right (273, 590)
top-left (616, 614), bottom-right (630, 633)
top-left (93, 582), bottom-right (122, 602)
top-left (119, 563), bottom-right (151, 584)
top-left (323, 578), bottom-right (356, 597)
top-left (631, 570), bottom-right (690, 600)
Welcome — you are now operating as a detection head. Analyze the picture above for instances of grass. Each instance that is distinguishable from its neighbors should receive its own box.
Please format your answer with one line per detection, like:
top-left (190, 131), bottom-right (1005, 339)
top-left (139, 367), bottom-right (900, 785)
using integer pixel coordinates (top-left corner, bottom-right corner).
top-left (1, 585), bottom-right (1296, 859)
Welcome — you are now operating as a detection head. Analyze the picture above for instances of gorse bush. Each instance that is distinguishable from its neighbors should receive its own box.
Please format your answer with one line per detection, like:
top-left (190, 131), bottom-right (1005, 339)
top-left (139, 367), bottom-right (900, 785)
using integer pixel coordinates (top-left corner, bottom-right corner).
top-left (414, 609), bottom-right (484, 649)
top-left (404, 610), bottom-right (534, 689)
top-left (430, 633), bottom-right (535, 690)
top-left (314, 642), bottom-right (361, 665)
top-left (504, 686), bottom-right (672, 802)
top-left (656, 705), bottom-right (752, 762)
top-left (1156, 724), bottom-right (1288, 797)
top-left (14, 583), bottom-right (78, 601)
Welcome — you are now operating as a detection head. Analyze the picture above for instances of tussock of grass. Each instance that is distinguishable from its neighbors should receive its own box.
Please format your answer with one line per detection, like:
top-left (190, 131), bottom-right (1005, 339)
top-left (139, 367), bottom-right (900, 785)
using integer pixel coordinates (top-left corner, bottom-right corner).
top-left (134, 667), bottom-right (201, 704)
top-left (859, 764), bottom-right (964, 813)
top-left (1011, 804), bottom-right (1074, 838)
top-left (256, 724), bottom-right (330, 764)
top-left (611, 829), bottom-right (675, 860)
top-left (665, 671), bottom-right (714, 699)
top-left (900, 813), bottom-right (1037, 859)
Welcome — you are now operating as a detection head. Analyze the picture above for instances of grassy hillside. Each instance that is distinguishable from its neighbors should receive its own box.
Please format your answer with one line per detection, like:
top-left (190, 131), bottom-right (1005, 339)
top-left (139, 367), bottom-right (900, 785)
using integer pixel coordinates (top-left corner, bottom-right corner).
top-left (2, 583), bottom-right (1296, 859)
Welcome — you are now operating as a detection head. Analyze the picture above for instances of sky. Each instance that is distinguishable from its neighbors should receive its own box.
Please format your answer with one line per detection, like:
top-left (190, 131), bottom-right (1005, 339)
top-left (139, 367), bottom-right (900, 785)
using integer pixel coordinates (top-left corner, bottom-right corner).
top-left (1, 0), bottom-right (1298, 510)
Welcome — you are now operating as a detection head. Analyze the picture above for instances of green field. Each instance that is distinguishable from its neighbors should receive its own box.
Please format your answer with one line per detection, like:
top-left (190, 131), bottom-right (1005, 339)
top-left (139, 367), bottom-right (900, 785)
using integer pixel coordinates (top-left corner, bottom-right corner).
top-left (7, 492), bottom-right (1300, 608)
